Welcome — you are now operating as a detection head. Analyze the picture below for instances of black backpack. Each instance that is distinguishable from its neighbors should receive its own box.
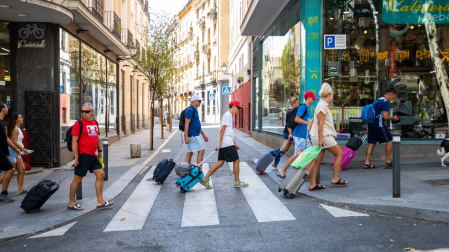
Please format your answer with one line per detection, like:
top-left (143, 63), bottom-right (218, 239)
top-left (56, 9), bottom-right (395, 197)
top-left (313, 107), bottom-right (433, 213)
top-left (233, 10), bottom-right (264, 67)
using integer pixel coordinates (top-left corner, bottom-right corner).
top-left (286, 104), bottom-right (308, 130)
top-left (65, 119), bottom-right (99, 151)
top-left (179, 107), bottom-right (196, 132)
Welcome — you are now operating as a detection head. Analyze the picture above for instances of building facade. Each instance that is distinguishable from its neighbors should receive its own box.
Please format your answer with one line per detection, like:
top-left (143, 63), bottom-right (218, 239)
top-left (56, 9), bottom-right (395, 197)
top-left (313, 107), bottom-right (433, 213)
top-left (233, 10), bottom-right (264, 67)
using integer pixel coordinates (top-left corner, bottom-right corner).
top-left (0, 0), bottom-right (150, 167)
top-left (171, 0), bottom-right (231, 123)
top-left (242, 0), bottom-right (448, 155)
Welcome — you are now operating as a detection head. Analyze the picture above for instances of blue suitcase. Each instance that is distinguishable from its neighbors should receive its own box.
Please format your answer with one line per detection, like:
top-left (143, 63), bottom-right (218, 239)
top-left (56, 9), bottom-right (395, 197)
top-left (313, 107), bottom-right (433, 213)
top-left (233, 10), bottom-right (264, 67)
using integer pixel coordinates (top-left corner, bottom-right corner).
top-left (175, 166), bottom-right (204, 192)
top-left (153, 158), bottom-right (176, 184)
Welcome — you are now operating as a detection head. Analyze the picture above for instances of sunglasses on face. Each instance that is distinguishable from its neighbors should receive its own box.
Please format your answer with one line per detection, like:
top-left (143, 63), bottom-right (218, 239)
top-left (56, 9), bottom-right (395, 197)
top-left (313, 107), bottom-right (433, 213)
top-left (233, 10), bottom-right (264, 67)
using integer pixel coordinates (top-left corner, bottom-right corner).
top-left (81, 110), bottom-right (92, 114)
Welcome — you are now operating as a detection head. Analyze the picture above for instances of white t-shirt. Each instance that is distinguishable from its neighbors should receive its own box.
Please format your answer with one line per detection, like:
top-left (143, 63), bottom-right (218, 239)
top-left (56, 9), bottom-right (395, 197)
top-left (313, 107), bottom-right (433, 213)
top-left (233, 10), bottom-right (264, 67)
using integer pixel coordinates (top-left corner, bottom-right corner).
top-left (220, 111), bottom-right (234, 148)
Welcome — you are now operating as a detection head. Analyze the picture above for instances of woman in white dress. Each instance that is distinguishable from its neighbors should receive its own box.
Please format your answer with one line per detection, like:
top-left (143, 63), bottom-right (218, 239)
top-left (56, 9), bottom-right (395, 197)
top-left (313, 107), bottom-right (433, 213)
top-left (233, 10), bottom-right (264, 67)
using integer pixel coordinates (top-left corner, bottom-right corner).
top-left (0, 112), bottom-right (30, 194)
top-left (309, 83), bottom-right (348, 191)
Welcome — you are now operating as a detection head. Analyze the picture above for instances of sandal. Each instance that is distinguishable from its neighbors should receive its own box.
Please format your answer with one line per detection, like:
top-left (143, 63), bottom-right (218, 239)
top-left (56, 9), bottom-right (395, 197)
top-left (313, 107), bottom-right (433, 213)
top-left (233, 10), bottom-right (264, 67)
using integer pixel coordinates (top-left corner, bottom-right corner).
top-left (67, 204), bottom-right (84, 211)
top-left (309, 184), bottom-right (326, 191)
top-left (276, 173), bottom-right (286, 179)
top-left (363, 164), bottom-right (378, 169)
top-left (18, 189), bottom-right (29, 195)
top-left (332, 178), bottom-right (349, 185)
top-left (96, 201), bottom-right (114, 209)
top-left (385, 162), bottom-right (393, 169)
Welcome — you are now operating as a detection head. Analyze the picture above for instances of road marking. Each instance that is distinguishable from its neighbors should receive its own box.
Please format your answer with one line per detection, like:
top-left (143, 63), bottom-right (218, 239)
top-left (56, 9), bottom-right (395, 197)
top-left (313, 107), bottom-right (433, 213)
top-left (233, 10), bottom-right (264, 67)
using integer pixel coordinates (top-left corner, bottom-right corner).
top-left (29, 222), bottom-right (77, 239)
top-left (104, 166), bottom-right (161, 232)
top-left (181, 163), bottom-right (220, 227)
top-left (320, 204), bottom-right (369, 218)
top-left (228, 162), bottom-right (296, 222)
top-left (142, 130), bottom-right (178, 165)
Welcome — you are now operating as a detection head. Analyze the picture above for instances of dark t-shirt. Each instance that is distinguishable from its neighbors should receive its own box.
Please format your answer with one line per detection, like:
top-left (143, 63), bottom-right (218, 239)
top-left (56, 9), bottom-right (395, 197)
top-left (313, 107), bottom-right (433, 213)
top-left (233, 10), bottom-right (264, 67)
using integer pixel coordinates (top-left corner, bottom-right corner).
top-left (283, 109), bottom-right (293, 133)
top-left (0, 120), bottom-right (10, 157)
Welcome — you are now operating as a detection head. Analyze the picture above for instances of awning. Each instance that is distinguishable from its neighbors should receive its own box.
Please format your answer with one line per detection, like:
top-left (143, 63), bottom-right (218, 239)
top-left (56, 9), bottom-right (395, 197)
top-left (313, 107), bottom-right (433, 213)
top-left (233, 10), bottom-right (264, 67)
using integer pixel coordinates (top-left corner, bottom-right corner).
top-left (66, 1), bottom-right (130, 56)
top-left (0, 0), bottom-right (73, 25)
top-left (240, 0), bottom-right (290, 36)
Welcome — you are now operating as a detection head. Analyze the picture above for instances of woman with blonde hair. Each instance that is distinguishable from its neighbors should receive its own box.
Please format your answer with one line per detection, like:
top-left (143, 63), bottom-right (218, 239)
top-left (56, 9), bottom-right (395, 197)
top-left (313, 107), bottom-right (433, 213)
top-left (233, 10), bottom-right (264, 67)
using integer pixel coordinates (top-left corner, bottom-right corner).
top-left (308, 83), bottom-right (348, 191)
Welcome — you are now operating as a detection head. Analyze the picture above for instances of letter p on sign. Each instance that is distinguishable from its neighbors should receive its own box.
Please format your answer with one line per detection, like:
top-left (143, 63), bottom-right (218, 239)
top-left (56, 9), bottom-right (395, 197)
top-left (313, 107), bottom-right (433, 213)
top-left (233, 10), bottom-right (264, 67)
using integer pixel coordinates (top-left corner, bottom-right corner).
top-left (325, 36), bottom-right (335, 49)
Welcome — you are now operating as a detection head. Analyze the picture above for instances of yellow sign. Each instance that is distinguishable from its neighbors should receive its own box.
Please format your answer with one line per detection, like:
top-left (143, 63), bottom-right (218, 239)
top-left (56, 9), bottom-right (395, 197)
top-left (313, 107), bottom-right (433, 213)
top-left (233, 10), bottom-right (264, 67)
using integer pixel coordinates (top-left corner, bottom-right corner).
top-left (307, 32), bottom-right (319, 41)
top-left (377, 51), bottom-right (388, 61)
top-left (330, 51), bottom-right (338, 61)
top-left (439, 49), bottom-right (449, 62)
top-left (342, 51), bottom-right (351, 61)
top-left (309, 0), bottom-right (318, 7)
top-left (308, 16), bottom-right (318, 26)
top-left (308, 51), bottom-right (319, 59)
top-left (360, 50), bottom-right (370, 62)
top-left (416, 49), bottom-right (430, 60)
top-left (395, 50), bottom-right (410, 61)
top-left (5, 76), bottom-right (10, 81)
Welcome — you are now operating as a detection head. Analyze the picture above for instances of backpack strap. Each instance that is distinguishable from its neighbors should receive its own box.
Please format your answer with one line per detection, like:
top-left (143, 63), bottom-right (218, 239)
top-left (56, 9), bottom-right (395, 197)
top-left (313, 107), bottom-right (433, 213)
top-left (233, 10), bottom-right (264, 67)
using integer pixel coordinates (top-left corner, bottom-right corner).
top-left (77, 120), bottom-right (83, 142)
top-left (299, 104), bottom-right (308, 119)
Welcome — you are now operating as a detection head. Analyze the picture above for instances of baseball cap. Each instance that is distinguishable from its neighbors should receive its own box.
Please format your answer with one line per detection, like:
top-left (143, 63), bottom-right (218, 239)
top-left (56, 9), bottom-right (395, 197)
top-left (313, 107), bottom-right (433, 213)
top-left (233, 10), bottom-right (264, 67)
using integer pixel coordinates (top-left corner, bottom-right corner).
top-left (229, 100), bottom-right (243, 108)
top-left (190, 94), bottom-right (204, 102)
top-left (304, 91), bottom-right (318, 100)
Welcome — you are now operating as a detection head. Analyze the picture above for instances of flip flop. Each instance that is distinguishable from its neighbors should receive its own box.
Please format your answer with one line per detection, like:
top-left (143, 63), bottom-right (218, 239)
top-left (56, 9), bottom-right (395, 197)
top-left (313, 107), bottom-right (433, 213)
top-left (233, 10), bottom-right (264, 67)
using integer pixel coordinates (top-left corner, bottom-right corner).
top-left (96, 201), bottom-right (114, 209)
top-left (276, 173), bottom-right (286, 179)
top-left (67, 204), bottom-right (84, 211)
top-left (309, 184), bottom-right (326, 191)
top-left (363, 164), bottom-right (378, 169)
top-left (332, 178), bottom-right (348, 185)
top-left (385, 162), bottom-right (392, 169)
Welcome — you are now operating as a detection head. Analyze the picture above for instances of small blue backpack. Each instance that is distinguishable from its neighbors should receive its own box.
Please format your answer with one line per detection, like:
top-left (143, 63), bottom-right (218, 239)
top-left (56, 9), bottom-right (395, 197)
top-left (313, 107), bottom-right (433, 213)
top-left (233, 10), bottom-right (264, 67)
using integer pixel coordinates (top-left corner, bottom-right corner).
top-left (361, 100), bottom-right (381, 124)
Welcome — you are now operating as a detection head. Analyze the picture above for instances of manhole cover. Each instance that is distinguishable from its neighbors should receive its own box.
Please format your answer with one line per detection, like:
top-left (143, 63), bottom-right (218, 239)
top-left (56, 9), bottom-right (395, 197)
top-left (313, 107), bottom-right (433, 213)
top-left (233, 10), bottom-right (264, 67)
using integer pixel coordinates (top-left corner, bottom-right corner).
top-left (421, 179), bottom-right (449, 186)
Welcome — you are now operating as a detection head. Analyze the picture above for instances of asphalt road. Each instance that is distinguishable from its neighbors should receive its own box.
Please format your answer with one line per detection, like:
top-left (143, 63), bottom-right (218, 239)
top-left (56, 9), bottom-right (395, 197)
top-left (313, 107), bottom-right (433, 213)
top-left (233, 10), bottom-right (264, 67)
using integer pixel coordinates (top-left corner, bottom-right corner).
top-left (1, 161), bottom-right (448, 252)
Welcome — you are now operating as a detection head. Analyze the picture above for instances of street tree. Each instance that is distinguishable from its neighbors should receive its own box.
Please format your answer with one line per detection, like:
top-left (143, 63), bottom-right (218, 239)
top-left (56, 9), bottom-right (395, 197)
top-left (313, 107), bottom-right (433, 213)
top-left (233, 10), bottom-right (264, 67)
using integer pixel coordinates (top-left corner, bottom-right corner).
top-left (135, 12), bottom-right (178, 150)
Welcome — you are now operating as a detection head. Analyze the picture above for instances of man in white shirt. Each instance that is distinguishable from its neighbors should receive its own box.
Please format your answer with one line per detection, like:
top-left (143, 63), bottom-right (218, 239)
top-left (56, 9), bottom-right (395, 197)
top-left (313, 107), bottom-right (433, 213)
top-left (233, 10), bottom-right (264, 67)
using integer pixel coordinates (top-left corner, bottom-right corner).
top-left (199, 100), bottom-right (248, 189)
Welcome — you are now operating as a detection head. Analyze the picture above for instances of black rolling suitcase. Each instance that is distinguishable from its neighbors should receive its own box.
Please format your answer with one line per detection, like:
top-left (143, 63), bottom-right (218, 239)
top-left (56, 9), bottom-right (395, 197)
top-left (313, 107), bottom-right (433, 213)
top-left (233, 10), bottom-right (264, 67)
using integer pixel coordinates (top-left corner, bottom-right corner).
top-left (20, 166), bottom-right (73, 213)
top-left (20, 180), bottom-right (59, 213)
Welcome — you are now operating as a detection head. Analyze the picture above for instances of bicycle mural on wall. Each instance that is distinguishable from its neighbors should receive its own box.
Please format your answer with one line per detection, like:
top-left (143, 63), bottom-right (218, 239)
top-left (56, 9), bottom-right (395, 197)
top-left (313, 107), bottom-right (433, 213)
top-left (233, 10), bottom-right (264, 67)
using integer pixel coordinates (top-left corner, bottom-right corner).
top-left (18, 24), bottom-right (46, 48)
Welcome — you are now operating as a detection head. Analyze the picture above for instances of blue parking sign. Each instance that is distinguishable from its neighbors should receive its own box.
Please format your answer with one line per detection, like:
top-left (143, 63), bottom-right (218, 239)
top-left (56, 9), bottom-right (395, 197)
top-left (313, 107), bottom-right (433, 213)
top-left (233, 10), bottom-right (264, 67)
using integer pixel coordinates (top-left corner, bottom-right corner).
top-left (324, 35), bottom-right (346, 49)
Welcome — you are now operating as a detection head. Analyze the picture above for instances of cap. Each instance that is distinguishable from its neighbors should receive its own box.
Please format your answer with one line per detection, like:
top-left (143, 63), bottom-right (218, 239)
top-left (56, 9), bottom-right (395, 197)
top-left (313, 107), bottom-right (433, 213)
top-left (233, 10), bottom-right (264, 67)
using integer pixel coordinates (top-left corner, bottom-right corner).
top-left (229, 100), bottom-right (243, 108)
top-left (304, 91), bottom-right (318, 100)
top-left (190, 94), bottom-right (204, 102)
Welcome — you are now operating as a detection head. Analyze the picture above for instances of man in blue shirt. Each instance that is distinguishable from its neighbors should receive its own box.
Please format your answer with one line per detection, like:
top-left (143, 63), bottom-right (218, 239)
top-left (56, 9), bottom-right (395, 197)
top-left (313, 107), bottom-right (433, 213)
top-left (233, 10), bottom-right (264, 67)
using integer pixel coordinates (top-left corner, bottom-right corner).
top-left (277, 91), bottom-right (318, 178)
top-left (184, 94), bottom-right (209, 168)
top-left (364, 88), bottom-right (399, 169)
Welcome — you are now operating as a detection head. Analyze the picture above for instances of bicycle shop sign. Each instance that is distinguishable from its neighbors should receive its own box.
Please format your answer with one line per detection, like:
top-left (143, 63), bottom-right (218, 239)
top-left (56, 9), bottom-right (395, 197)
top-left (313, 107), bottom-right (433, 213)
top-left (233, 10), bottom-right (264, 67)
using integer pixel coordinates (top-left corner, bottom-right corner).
top-left (18, 24), bottom-right (46, 48)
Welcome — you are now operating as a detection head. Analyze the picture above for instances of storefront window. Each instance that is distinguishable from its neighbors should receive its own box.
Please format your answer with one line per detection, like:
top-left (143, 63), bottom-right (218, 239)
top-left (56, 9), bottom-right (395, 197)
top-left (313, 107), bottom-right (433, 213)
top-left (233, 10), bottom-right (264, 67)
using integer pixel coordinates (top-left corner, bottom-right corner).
top-left (259, 1), bottom-right (301, 134)
top-left (107, 59), bottom-right (117, 134)
top-left (323, 0), bottom-right (448, 139)
top-left (81, 43), bottom-right (106, 133)
top-left (59, 30), bottom-right (80, 145)
top-left (0, 21), bottom-right (12, 114)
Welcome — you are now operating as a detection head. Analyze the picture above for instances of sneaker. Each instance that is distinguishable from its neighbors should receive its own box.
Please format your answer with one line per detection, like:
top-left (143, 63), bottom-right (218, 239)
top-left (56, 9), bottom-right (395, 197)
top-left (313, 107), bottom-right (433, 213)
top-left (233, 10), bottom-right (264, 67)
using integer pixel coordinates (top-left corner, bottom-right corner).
top-left (234, 181), bottom-right (249, 188)
top-left (0, 193), bottom-right (14, 203)
top-left (199, 179), bottom-right (212, 189)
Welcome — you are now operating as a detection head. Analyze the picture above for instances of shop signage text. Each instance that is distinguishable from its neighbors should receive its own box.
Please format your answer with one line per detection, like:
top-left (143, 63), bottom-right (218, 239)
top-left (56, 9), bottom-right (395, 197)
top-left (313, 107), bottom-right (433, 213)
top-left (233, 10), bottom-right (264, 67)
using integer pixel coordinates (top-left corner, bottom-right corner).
top-left (17, 24), bottom-right (46, 49)
top-left (383, 0), bottom-right (449, 24)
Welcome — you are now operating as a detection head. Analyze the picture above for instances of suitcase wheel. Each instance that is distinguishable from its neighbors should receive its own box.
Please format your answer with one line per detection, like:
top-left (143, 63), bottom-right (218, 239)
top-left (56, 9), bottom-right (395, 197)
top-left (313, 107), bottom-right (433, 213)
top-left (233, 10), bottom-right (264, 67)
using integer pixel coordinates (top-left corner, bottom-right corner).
top-left (287, 194), bottom-right (295, 199)
top-left (283, 190), bottom-right (288, 196)
top-left (180, 188), bottom-right (186, 193)
top-left (278, 187), bottom-right (281, 192)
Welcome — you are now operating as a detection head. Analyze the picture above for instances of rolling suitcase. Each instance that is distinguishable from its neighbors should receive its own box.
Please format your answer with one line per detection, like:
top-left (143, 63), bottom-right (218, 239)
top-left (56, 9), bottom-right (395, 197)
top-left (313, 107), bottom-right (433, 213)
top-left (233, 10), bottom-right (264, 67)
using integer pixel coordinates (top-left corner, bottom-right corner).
top-left (20, 166), bottom-right (74, 213)
top-left (255, 141), bottom-right (289, 174)
top-left (175, 150), bottom-right (216, 192)
top-left (331, 134), bottom-right (367, 170)
top-left (153, 158), bottom-right (176, 184)
top-left (279, 146), bottom-right (321, 199)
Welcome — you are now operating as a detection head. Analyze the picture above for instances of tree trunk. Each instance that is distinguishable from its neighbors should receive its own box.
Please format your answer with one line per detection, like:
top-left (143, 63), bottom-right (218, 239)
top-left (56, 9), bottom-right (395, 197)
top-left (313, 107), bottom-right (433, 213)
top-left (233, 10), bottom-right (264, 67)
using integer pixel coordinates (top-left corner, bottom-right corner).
top-left (168, 96), bottom-right (172, 132)
top-left (150, 89), bottom-right (156, 150)
top-left (160, 104), bottom-right (164, 139)
top-left (425, 23), bottom-right (449, 135)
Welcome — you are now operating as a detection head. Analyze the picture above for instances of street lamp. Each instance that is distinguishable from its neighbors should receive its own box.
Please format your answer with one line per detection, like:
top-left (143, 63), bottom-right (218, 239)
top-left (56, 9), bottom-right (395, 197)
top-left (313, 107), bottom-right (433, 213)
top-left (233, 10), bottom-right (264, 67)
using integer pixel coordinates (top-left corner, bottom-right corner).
top-left (221, 63), bottom-right (227, 72)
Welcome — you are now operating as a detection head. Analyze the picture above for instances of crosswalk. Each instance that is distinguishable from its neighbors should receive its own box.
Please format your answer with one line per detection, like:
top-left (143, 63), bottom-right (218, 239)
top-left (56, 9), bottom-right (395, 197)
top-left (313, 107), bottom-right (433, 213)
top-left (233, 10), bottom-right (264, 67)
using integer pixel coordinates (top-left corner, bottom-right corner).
top-left (30, 161), bottom-right (369, 238)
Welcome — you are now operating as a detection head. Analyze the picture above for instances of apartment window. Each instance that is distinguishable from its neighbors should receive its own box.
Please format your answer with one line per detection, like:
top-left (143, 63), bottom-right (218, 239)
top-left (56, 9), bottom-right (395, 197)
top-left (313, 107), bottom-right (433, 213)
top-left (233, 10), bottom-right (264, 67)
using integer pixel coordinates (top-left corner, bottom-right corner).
top-left (202, 31), bottom-right (205, 43)
top-left (207, 59), bottom-right (210, 74)
top-left (208, 29), bottom-right (210, 43)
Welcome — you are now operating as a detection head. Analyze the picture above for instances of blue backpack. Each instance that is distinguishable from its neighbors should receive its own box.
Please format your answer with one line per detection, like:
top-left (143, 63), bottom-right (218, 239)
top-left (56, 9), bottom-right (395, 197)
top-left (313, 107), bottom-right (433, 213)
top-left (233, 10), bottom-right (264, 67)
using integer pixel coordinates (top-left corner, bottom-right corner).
top-left (361, 100), bottom-right (381, 124)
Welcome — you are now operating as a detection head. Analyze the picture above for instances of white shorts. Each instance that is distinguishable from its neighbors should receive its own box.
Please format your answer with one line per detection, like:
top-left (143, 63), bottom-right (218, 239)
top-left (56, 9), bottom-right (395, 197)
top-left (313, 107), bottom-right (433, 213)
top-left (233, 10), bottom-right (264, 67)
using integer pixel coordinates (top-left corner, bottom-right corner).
top-left (186, 136), bottom-right (204, 153)
top-left (293, 136), bottom-right (311, 154)
top-left (310, 136), bottom-right (338, 149)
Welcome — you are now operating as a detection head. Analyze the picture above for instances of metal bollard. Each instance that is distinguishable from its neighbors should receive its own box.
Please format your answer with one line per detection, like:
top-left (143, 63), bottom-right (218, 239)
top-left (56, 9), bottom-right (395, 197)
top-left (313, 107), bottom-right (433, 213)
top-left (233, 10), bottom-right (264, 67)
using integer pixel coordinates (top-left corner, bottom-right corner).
top-left (392, 133), bottom-right (401, 198)
top-left (76, 181), bottom-right (82, 200)
top-left (103, 138), bottom-right (109, 181)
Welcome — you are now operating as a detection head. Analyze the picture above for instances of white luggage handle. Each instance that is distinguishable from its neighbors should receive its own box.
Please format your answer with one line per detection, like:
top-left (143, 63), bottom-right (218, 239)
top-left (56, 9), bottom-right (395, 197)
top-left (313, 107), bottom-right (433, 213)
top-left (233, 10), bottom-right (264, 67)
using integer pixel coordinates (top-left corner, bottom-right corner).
top-left (195, 149), bottom-right (217, 167)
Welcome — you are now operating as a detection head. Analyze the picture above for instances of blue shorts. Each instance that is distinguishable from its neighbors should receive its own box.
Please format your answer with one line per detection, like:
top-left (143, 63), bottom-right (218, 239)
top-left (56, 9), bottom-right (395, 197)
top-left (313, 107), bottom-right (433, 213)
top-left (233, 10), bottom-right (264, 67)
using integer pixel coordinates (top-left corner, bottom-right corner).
top-left (186, 136), bottom-right (204, 153)
top-left (293, 136), bottom-right (311, 154)
top-left (7, 146), bottom-right (21, 164)
top-left (368, 126), bottom-right (392, 144)
top-left (283, 132), bottom-right (294, 142)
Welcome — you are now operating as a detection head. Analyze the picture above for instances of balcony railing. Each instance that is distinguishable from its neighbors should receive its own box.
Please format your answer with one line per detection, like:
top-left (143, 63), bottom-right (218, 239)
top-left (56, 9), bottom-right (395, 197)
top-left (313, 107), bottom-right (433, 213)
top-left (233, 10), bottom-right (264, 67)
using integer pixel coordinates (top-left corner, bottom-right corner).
top-left (208, 6), bottom-right (217, 19)
top-left (121, 28), bottom-right (128, 45)
top-left (197, 16), bottom-right (205, 29)
top-left (88, 0), bottom-right (104, 23)
top-left (128, 29), bottom-right (134, 46)
top-left (202, 43), bottom-right (211, 54)
top-left (105, 11), bottom-right (121, 40)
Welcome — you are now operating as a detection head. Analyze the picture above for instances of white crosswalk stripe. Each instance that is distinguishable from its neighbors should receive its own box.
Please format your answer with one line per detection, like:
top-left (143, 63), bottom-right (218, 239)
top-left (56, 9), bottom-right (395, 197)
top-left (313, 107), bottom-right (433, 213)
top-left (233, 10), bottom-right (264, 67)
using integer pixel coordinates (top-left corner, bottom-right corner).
top-left (181, 163), bottom-right (220, 227)
top-left (104, 166), bottom-right (161, 232)
top-left (228, 162), bottom-right (296, 222)
top-left (29, 222), bottom-right (77, 239)
top-left (320, 204), bottom-right (369, 218)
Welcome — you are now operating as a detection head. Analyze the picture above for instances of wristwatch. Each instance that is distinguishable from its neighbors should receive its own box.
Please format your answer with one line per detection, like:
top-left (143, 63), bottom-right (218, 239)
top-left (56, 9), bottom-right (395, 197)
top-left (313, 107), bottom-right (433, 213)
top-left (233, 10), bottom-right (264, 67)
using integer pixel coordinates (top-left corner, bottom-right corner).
top-left (98, 149), bottom-right (102, 152)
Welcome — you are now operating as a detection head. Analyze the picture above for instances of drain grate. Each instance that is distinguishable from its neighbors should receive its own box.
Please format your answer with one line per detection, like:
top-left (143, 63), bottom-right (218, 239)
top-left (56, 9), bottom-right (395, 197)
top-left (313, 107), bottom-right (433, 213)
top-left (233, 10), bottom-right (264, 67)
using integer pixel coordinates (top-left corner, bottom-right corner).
top-left (421, 179), bottom-right (449, 186)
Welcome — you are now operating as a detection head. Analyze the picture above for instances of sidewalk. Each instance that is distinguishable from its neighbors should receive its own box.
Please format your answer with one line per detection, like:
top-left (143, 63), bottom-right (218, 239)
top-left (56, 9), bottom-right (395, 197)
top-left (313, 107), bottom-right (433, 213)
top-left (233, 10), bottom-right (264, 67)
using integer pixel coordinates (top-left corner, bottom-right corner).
top-left (232, 129), bottom-right (449, 223)
top-left (0, 117), bottom-right (176, 241)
